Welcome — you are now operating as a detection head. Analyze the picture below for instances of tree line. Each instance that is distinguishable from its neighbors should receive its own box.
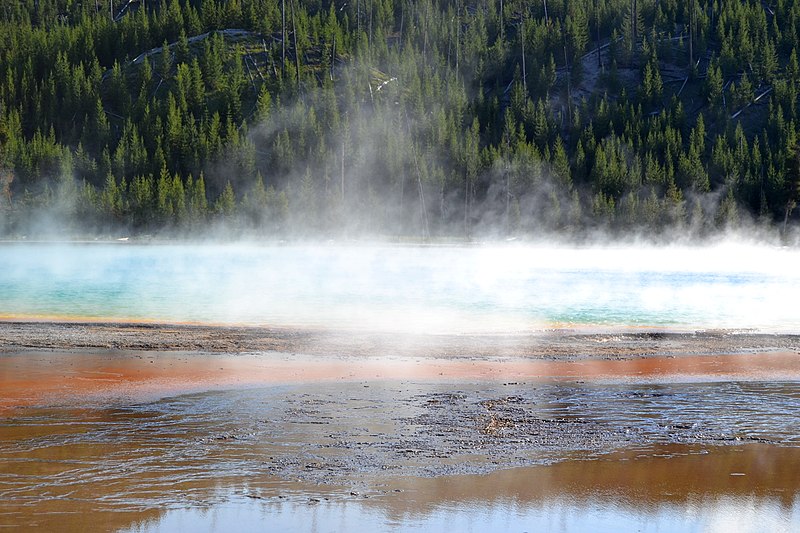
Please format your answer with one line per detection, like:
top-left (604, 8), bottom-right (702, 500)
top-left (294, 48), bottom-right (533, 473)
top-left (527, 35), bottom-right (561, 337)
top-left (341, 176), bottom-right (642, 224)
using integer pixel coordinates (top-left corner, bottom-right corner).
top-left (1, 0), bottom-right (800, 239)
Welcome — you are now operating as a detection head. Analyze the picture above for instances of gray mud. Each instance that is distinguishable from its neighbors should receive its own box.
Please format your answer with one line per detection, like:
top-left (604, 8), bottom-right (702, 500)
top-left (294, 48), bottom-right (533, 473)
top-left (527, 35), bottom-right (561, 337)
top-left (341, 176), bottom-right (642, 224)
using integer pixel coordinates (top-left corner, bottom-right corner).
top-left (1, 320), bottom-right (798, 359)
top-left (257, 381), bottom-right (799, 483)
top-left (22, 380), bottom-right (785, 486)
top-left (3, 321), bottom-right (800, 491)
top-left (4, 321), bottom-right (800, 532)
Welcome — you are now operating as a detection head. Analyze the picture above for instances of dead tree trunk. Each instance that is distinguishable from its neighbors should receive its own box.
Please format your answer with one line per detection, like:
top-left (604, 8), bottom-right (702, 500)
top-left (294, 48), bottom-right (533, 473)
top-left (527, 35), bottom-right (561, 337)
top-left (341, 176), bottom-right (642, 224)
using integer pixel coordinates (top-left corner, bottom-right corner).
top-left (330, 35), bottom-right (336, 81)
top-left (399, 2), bottom-right (405, 50)
top-left (464, 173), bottom-right (469, 240)
top-left (499, 0), bottom-right (504, 41)
top-left (281, 0), bottom-right (286, 77)
top-left (596, 0), bottom-right (602, 69)
top-left (406, 111), bottom-right (430, 241)
top-left (456, 1), bottom-right (461, 78)
top-left (563, 27), bottom-right (571, 116)
top-left (291, 0), bottom-right (300, 90)
top-left (784, 199), bottom-right (795, 235)
top-left (521, 18), bottom-right (527, 94)
top-left (688, 0), bottom-right (695, 71)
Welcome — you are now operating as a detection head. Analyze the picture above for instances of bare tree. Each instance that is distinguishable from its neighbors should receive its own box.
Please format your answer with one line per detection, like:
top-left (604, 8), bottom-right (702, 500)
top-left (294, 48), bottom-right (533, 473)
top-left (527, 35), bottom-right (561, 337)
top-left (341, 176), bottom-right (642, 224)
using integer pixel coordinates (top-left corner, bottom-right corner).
top-left (688, 0), bottom-right (696, 71)
top-left (595, 0), bottom-right (601, 69)
top-left (291, 0), bottom-right (300, 89)
top-left (521, 17), bottom-right (526, 94)
top-left (281, 0), bottom-right (286, 77)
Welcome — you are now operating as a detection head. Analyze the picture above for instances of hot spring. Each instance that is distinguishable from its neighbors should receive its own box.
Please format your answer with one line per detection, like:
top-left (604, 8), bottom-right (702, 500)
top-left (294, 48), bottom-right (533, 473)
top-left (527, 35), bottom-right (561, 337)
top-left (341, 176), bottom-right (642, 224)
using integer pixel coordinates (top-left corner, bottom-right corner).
top-left (1, 241), bottom-right (799, 332)
top-left (3, 241), bottom-right (800, 532)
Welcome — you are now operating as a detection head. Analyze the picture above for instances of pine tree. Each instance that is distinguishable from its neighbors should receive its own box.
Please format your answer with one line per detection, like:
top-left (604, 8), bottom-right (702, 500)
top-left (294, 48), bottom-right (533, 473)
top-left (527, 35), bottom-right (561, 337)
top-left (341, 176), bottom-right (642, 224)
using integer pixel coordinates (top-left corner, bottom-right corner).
top-left (552, 136), bottom-right (572, 191)
top-left (215, 180), bottom-right (237, 218)
top-left (129, 175), bottom-right (154, 228)
top-left (159, 40), bottom-right (173, 81)
top-left (188, 172), bottom-right (208, 223)
top-left (157, 166), bottom-right (173, 222)
top-left (201, 35), bottom-right (224, 91)
top-left (176, 29), bottom-right (191, 66)
top-left (705, 60), bottom-right (723, 108)
top-left (255, 84), bottom-right (272, 122)
top-left (171, 172), bottom-right (186, 223)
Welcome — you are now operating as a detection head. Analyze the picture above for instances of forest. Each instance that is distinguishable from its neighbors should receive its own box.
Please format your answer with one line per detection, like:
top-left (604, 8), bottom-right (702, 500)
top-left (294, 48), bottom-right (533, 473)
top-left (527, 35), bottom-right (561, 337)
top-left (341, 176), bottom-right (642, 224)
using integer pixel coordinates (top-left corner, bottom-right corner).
top-left (1, 0), bottom-right (800, 240)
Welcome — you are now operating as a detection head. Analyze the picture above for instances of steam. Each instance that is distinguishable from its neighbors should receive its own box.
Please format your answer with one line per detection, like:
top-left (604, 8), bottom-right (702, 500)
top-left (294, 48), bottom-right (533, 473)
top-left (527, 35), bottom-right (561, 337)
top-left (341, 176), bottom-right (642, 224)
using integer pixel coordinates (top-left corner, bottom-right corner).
top-left (2, 47), bottom-right (798, 244)
top-left (2, 242), bottom-right (799, 334)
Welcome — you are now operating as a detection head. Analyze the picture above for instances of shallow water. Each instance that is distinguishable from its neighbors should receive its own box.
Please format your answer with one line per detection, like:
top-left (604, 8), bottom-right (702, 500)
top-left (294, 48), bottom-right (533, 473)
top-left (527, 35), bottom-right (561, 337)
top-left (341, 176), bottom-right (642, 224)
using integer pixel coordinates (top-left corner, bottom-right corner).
top-left (3, 242), bottom-right (800, 531)
top-left (2, 380), bottom-right (800, 532)
top-left (2, 243), bottom-right (800, 332)
top-left (126, 445), bottom-right (800, 533)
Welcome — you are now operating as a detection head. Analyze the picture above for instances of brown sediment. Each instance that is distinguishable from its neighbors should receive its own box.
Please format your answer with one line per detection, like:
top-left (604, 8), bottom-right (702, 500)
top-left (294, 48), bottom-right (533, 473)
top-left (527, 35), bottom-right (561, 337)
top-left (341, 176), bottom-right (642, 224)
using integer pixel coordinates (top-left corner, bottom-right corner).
top-left (7, 441), bottom-right (799, 532)
top-left (1, 347), bottom-right (799, 410)
top-left (6, 440), bottom-right (800, 533)
top-left (383, 443), bottom-right (800, 510)
top-left (2, 322), bottom-right (800, 532)
top-left (2, 319), bottom-right (800, 532)
top-left (0, 319), bottom-right (799, 409)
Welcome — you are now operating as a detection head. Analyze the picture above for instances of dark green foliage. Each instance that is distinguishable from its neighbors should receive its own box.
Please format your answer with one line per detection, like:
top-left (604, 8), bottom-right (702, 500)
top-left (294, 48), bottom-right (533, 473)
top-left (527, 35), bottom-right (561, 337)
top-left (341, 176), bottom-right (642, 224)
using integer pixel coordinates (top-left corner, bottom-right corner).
top-left (1, 0), bottom-right (800, 239)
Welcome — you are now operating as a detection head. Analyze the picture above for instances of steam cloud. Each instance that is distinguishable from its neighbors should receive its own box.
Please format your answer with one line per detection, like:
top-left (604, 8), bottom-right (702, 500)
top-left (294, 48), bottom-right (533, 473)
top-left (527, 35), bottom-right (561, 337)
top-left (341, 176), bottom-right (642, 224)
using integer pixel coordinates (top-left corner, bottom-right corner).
top-left (2, 242), bottom-right (798, 335)
top-left (2, 45), bottom-right (798, 245)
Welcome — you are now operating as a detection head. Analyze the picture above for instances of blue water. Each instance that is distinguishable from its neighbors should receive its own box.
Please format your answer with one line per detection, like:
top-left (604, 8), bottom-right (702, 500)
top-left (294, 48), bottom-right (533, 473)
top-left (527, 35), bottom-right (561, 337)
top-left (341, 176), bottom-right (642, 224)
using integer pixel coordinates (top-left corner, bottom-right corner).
top-left (1, 243), bottom-right (798, 333)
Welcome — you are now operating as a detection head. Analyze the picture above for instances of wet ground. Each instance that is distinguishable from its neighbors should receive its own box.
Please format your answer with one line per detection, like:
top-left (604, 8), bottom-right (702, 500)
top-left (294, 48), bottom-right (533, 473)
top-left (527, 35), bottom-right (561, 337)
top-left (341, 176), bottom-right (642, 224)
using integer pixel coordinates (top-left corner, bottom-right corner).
top-left (3, 373), bottom-right (800, 530)
top-left (2, 324), bottom-right (800, 531)
top-left (127, 444), bottom-right (800, 533)
top-left (2, 320), bottom-right (799, 359)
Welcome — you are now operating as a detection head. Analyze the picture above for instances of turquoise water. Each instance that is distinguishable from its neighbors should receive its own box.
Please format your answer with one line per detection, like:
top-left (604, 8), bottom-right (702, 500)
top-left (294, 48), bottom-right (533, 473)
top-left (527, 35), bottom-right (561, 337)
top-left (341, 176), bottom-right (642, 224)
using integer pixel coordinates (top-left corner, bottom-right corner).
top-left (1, 242), bottom-right (798, 333)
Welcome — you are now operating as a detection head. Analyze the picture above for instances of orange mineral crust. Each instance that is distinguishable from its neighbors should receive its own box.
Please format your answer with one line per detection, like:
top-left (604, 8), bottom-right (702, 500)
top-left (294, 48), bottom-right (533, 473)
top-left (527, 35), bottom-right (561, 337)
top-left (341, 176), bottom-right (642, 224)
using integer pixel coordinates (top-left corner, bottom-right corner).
top-left (2, 349), bottom-right (799, 409)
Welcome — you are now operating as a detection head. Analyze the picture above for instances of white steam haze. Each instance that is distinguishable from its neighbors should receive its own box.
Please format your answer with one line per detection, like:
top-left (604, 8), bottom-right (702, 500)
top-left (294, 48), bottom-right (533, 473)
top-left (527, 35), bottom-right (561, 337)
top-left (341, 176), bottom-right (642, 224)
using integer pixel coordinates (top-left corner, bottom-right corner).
top-left (1, 241), bottom-right (799, 334)
top-left (3, 29), bottom-right (799, 243)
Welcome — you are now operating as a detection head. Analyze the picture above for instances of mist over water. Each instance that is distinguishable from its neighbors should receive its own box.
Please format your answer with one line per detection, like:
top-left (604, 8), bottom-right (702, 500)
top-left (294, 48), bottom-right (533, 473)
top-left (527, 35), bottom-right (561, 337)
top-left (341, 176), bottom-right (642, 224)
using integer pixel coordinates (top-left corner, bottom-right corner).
top-left (1, 241), bottom-right (799, 333)
top-left (3, 240), bottom-right (800, 532)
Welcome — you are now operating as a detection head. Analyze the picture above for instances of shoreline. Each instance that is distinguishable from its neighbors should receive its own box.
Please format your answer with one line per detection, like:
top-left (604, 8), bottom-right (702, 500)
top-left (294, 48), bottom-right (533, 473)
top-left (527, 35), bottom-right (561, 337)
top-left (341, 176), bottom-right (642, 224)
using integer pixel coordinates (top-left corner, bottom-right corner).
top-left (2, 234), bottom-right (798, 247)
top-left (2, 319), bottom-right (799, 359)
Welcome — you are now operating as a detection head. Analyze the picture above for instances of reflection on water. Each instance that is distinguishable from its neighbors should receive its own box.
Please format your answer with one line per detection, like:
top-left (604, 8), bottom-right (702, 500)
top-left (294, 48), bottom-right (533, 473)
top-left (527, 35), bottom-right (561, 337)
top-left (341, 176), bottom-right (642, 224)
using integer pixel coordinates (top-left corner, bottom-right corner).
top-left (2, 243), bottom-right (800, 332)
top-left (120, 445), bottom-right (800, 532)
top-left (126, 445), bottom-right (800, 533)
top-left (2, 381), bottom-right (800, 531)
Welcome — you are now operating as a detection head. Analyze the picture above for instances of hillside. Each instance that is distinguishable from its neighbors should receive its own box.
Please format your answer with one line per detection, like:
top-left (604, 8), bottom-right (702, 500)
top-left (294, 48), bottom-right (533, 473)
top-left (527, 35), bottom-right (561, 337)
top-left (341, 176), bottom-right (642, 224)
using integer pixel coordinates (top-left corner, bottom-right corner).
top-left (1, 0), bottom-right (800, 240)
